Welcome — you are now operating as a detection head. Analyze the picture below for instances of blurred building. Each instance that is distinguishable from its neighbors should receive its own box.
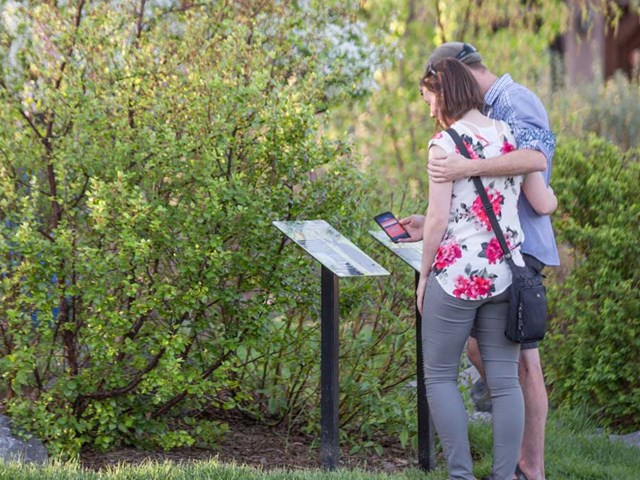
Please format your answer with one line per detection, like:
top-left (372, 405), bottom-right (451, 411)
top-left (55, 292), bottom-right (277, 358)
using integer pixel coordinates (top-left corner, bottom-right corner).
top-left (553, 0), bottom-right (640, 84)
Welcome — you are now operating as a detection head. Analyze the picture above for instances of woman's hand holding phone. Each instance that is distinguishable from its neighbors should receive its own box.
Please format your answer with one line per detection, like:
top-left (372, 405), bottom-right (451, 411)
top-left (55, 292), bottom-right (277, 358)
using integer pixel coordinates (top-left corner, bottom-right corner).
top-left (374, 211), bottom-right (411, 243)
top-left (397, 215), bottom-right (425, 242)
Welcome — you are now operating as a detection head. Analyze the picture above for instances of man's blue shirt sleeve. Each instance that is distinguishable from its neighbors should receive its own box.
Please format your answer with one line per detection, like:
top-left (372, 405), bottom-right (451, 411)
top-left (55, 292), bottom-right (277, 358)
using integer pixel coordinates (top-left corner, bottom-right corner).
top-left (508, 88), bottom-right (556, 173)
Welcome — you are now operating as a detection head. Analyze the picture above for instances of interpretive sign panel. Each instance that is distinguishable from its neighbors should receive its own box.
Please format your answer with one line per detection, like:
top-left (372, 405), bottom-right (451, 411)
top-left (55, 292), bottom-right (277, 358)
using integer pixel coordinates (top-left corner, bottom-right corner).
top-left (274, 220), bottom-right (389, 277)
top-left (273, 219), bottom-right (389, 469)
top-left (369, 230), bottom-right (423, 272)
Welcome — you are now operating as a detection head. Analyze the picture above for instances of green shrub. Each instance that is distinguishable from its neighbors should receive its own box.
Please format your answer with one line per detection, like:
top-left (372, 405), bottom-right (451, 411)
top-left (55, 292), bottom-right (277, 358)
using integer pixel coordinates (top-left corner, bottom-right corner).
top-left (0, 1), bottom-right (405, 456)
top-left (545, 135), bottom-right (640, 431)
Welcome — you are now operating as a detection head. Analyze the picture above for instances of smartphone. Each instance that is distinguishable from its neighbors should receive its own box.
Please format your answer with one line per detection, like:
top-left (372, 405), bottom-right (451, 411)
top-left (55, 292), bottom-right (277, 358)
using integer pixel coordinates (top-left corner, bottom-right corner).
top-left (374, 211), bottom-right (411, 243)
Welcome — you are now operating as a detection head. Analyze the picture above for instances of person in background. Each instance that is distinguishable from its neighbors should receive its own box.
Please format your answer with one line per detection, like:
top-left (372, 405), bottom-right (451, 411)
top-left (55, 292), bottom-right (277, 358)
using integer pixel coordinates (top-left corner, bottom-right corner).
top-left (401, 42), bottom-right (559, 480)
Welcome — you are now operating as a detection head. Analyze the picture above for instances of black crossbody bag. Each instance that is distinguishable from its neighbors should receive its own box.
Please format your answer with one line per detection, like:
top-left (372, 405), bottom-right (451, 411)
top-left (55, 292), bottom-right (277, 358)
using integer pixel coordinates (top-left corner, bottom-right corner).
top-left (446, 128), bottom-right (547, 343)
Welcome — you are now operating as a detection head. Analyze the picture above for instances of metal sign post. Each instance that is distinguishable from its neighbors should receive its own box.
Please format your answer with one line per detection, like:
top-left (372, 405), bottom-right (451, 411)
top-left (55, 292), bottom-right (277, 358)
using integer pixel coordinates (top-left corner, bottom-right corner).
top-left (369, 230), bottom-right (436, 471)
top-left (273, 220), bottom-right (389, 469)
top-left (320, 265), bottom-right (339, 467)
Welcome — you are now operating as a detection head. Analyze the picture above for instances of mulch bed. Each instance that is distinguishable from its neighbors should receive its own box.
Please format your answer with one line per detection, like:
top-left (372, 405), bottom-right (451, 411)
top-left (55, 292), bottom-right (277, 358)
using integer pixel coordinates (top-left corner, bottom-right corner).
top-left (80, 412), bottom-right (418, 473)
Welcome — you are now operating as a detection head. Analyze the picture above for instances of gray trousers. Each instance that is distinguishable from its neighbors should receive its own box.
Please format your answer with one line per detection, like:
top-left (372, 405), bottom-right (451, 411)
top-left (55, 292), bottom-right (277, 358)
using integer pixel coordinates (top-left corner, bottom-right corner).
top-left (422, 274), bottom-right (524, 480)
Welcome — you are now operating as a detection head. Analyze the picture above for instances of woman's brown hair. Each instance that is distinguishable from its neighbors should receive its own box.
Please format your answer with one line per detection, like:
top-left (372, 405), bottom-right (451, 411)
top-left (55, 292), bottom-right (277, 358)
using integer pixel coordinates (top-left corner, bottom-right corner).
top-left (420, 58), bottom-right (484, 126)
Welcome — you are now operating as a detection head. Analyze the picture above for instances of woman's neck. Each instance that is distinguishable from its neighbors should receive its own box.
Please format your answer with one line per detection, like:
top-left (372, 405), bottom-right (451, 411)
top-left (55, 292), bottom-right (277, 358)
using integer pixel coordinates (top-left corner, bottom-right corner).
top-left (461, 109), bottom-right (484, 121)
top-left (450, 109), bottom-right (492, 126)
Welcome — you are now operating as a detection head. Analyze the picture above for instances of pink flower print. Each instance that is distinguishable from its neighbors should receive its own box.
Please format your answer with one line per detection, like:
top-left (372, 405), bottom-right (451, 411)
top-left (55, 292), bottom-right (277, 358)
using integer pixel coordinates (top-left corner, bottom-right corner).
top-left (453, 274), bottom-right (494, 299)
top-left (453, 275), bottom-right (471, 298)
top-left (483, 237), bottom-right (515, 264)
top-left (485, 237), bottom-right (504, 264)
top-left (501, 141), bottom-right (515, 154)
top-left (432, 132), bottom-right (443, 140)
top-left (463, 140), bottom-right (479, 159)
top-left (470, 187), bottom-right (504, 230)
top-left (434, 239), bottom-right (463, 272)
top-left (453, 140), bottom-right (479, 159)
top-left (467, 275), bottom-right (493, 299)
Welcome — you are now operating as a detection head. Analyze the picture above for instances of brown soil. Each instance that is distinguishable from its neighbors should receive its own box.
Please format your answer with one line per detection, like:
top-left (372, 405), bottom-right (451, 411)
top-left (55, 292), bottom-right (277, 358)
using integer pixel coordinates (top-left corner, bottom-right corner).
top-left (80, 412), bottom-right (418, 473)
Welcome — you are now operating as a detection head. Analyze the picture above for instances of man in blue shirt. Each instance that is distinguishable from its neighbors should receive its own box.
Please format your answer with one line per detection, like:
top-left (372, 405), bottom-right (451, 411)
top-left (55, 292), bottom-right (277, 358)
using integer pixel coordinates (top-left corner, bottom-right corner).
top-left (401, 42), bottom-right (559, 480)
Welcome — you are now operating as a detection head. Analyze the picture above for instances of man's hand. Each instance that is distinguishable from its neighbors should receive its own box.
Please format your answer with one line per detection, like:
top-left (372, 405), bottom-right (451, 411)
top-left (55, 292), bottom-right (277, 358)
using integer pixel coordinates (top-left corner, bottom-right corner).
top-left (398, 214), bottom-right (425, 242)
top-left (428, 151), bottom-right (472, 183)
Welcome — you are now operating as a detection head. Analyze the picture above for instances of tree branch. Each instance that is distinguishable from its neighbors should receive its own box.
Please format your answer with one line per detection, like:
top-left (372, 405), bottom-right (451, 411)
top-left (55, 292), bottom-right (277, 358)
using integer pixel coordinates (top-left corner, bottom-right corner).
top-left (435, 0), bottom-right (448, 43)
top-left (78, 347), bottom-right (167, 401)
top-left (150, 349), bottom-right (233, 418)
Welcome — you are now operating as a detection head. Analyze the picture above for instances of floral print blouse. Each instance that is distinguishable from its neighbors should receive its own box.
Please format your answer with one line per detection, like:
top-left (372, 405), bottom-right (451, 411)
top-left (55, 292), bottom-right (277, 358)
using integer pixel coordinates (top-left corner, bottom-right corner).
top-left (428, 119), bottom-right (526, 300)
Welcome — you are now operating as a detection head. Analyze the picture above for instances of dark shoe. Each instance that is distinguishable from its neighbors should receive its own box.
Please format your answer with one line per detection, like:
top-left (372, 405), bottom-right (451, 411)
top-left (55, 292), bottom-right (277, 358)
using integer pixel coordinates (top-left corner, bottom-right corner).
top-left (515, 464), bottom-right (529, 480)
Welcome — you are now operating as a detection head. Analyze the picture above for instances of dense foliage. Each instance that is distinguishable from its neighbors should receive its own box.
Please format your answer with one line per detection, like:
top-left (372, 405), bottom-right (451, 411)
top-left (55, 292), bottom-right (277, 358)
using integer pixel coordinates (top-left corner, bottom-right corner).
top-left (0, 0), bottom-right (416, 456)
top-left (545, 136), bottom-right (640, 431)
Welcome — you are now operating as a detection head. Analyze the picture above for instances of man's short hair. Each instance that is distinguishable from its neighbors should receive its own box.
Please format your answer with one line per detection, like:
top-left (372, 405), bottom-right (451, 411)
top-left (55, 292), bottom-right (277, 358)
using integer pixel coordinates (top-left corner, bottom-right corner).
top-left (427, 42), bottom-right (485, 70)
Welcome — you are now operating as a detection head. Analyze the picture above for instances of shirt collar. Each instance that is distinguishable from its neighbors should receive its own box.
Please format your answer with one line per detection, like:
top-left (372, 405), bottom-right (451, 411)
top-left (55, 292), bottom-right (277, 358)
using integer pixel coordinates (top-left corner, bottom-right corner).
top-left (484, 73), bottom-right (513, 108)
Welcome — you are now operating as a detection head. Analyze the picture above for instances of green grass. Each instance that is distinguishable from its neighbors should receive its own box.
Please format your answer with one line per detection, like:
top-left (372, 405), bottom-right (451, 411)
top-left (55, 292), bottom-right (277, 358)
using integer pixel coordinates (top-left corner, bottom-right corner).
top-left (0, 460), bottom-right (450, 480)
top-left (0, 462), bottom-right (448, 480)
top-left (1, 409), bottom-right (639, 480)
top-left (544, 408), bottom-right (640, 479)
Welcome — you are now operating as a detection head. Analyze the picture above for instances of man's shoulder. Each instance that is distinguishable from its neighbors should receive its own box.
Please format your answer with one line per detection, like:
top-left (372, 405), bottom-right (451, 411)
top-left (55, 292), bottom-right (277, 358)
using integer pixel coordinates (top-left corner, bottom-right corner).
top-left (494, 75), bottom-right (549, 127)
top-left (499, 77), bottom-right (545, 109)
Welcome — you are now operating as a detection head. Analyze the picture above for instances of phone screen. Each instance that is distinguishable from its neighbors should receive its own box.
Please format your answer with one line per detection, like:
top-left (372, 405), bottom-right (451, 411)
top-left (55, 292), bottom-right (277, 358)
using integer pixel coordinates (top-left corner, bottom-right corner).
top-left (374, 212), bottom-right (410, 242)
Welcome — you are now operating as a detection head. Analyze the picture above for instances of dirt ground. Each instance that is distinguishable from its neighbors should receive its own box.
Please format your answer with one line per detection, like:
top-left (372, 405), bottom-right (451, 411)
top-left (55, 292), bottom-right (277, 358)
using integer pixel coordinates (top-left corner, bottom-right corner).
top-left (80, 412), bottom-right (419, 473)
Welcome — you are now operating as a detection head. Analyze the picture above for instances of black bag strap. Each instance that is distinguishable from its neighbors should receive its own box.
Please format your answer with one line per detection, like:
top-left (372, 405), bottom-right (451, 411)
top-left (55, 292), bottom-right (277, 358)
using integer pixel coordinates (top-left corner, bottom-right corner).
top-left (445, 128), bottom-right (517, 269)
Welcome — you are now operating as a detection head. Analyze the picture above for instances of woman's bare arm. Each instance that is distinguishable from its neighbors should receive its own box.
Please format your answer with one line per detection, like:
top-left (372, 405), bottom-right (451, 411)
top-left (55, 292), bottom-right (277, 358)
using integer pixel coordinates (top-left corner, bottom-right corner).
top-left (522, 172), bottom-right (557, 215)
top-left (417, 145), bottom-right (452, 313)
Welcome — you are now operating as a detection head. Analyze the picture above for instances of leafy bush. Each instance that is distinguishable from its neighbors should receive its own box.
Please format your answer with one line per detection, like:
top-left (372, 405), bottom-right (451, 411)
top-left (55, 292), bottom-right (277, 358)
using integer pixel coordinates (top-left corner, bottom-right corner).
top-left (544, 135), bottom-right (640, 431)
top-left (231, 187), bottom-right (424, 451)
top-left (0, 0), bottom-right (407, 456)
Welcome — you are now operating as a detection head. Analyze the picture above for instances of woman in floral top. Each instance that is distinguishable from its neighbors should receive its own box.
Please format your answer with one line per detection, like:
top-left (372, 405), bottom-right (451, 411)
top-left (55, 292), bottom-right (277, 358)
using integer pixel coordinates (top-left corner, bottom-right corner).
top-left (416, 59), bottom-right (556, 480)
top-left (428, 128), bottom-right (522, 299)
